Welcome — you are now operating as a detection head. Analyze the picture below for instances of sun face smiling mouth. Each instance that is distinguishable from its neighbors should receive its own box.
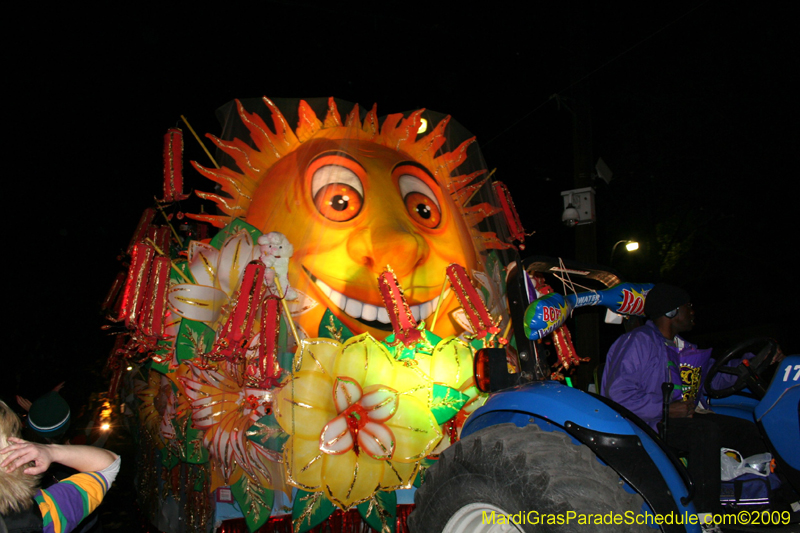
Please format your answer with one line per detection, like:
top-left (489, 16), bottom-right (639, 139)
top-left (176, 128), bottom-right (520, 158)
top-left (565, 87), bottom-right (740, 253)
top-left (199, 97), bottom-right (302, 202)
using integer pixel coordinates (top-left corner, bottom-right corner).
top-left (303, 267), bottom-right (439, 331)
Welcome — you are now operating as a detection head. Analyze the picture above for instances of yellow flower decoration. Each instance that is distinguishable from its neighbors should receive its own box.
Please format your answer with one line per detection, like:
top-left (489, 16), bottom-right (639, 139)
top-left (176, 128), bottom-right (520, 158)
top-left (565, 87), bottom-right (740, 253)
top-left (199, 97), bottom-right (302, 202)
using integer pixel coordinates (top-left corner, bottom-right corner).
top-left (273, 335), bottom-right (442, 508)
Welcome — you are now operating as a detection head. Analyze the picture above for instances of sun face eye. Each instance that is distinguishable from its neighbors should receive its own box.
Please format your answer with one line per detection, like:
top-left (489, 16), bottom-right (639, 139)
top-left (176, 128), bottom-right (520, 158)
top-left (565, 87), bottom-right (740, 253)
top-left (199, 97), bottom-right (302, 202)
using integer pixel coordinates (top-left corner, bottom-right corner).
top-left (314, 182), bottom-right (363, 222)
top-left (310, 162), bottom-right (364, 222)
top-left (399, 174), bottom-right (441, 228)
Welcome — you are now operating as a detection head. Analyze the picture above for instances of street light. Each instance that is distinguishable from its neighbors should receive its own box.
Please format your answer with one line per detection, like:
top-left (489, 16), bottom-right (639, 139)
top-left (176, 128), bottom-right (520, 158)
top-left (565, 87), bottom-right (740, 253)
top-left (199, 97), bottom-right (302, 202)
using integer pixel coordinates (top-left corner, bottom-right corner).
top-left (610, 240), bottom-right (639, 263)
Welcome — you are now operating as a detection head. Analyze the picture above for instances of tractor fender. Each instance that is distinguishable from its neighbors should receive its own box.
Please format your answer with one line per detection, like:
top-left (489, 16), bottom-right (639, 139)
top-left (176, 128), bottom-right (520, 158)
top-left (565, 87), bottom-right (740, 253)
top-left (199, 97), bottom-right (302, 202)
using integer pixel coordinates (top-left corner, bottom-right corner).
top-left (463, 381), bottom-right (698, 527)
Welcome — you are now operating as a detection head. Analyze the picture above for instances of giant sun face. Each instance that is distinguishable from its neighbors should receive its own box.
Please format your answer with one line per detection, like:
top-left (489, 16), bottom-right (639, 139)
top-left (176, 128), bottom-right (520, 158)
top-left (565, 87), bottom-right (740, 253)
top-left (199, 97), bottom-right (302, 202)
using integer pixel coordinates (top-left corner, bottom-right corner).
top-left (191, 98), bottom-right (500, 340)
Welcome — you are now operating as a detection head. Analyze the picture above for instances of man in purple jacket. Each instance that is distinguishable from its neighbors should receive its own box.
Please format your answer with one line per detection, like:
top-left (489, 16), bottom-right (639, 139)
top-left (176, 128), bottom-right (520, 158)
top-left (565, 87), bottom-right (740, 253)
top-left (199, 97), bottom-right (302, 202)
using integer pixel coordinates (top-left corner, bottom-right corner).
top-left (602, 283), bottom-right (769, 518)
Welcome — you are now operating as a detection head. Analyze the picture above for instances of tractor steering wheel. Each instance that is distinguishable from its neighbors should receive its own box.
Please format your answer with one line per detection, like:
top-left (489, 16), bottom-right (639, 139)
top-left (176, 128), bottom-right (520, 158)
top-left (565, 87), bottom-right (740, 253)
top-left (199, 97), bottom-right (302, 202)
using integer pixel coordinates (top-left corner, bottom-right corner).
top-left (705, 337), bottom-right (779, 400)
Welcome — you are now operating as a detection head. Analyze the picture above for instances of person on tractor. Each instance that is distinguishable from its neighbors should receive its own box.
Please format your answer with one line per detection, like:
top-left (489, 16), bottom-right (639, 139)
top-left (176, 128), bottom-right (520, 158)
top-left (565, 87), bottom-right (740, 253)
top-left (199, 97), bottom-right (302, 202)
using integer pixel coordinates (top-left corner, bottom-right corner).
top-left (601, 283), bottom-right (780, 521)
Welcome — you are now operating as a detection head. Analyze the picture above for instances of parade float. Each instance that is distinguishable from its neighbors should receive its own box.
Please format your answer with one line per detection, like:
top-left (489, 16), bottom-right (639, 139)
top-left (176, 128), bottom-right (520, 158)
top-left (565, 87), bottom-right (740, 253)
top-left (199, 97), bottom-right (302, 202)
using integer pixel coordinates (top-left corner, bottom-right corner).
top-left (102, 97), bottom-right (649, 533)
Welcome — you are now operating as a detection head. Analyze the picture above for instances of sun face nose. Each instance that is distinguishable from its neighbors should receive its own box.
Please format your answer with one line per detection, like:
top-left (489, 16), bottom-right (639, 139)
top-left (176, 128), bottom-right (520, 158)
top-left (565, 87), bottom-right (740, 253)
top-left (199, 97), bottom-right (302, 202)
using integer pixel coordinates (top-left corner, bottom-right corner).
top-left (346, 220), bottom-right (429, 278)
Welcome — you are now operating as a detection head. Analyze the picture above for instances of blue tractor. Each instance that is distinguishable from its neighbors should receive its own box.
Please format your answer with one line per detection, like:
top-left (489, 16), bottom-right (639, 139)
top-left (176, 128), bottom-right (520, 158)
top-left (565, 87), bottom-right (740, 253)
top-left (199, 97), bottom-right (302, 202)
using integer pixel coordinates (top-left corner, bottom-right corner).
top-left (409, 258), bottom-right (799, 532)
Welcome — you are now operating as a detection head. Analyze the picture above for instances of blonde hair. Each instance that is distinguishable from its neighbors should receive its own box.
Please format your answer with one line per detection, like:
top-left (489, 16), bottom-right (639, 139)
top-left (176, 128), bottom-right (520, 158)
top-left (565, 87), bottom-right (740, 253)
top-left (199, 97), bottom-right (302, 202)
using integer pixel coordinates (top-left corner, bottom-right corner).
top-left (0, 400), bottom-right (41, 514)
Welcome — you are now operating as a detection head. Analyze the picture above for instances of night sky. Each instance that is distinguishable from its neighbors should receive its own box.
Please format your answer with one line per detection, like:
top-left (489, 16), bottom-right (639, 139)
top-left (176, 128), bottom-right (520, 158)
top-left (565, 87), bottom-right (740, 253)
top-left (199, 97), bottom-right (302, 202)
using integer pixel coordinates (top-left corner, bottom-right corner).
top-left (5, 2), bottom-right (797, 406)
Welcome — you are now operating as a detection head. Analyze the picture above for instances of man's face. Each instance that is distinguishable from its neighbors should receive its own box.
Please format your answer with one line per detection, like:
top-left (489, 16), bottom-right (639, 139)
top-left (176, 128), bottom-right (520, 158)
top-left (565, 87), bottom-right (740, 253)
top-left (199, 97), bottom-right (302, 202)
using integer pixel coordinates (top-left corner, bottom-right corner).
top-left (671, 302), bottom-right (695, 333)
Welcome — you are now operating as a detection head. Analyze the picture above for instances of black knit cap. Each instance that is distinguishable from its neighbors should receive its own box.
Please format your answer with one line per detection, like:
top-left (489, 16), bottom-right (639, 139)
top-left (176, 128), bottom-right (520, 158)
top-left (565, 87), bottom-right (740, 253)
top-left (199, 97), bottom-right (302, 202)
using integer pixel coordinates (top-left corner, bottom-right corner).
top-left (28, 391), bottom-right (71, 439)
top-left (644, 283), bottom-right (690, 319)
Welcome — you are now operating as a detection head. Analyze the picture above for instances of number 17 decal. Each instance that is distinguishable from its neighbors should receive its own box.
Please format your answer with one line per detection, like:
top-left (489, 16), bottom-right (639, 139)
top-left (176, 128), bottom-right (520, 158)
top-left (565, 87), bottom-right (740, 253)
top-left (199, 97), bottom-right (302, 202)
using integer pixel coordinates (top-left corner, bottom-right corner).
top-left (782, 364), bottom-right (800, 382)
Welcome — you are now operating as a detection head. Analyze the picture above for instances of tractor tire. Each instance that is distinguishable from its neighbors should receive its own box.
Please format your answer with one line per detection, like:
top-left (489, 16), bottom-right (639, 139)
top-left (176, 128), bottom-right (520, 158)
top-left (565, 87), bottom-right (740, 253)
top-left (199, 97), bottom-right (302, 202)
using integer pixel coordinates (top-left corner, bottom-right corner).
top-left (409, 423), bottom-right (649, 532)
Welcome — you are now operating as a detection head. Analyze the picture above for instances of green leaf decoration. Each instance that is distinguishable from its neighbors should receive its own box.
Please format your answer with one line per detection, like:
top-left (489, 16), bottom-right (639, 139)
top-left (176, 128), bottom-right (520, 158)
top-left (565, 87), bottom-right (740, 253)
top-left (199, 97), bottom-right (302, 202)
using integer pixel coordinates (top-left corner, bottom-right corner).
top-left (175, 319), bottom-right (216, 363)
top-left (231, 474), bottom-right (275, 533)
top-left (384, 328), bottom-right (442, 361)
top-left (418, 327), bottom-right (442, 350)
top-left (389, 343), bottom-right (417, 361)
top-left (357, 490), bottom-right (397, 533)
top-left (159, 447), bottom-right (179, 470)
top-left (278, 350), bottom-right (294, 374)
top-left (469, 338), bottom-right (486, 352)
top-left (209, 218), bottom-right (263, 250)
top-left (430, 384), bottom-right (469, 425)
top-left (292, 490), bottom-right (335, 533)
top-left (318, 309), bottom-right (353, 341)
top-left (246, 413), bottom-right (288, 454)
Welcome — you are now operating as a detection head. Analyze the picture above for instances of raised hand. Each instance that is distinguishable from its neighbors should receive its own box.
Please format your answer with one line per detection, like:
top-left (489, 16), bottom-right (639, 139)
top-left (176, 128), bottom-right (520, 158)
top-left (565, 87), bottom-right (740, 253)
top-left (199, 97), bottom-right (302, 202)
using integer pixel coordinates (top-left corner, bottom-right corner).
top-left (0, 437), bottom-right (54, 475)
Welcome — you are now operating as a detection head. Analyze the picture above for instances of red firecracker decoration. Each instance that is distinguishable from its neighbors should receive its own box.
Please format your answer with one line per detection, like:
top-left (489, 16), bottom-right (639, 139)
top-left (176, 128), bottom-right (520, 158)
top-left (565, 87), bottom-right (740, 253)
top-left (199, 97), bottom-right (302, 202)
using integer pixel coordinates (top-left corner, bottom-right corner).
top-left (446, 264), bottom-right (500, 341)
top-left (246, 295), bottom-right (282, 388)
top-left (159, 128), bottom-right (190, 203)
top-left (145, 226), bottom-right (171, 255)
top-left (113, 241), bottom-right (173, 357)
top-left (492, 181), bottom-right (526, 244)
top-left (206, 261), bottom-right (268, 364)
top-left (137, 256), bottom-right (170, 340)
top-left (119, 243), bottom-right (157, 326)
top-left (378, 269), bottom-right (422, 347)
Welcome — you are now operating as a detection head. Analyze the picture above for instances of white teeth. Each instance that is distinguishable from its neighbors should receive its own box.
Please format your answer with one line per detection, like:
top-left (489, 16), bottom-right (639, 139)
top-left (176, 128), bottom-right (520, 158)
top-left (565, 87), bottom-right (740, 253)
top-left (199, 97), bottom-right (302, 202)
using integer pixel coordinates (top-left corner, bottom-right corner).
top-left (419, 301), bottom-right (431, 320)
top-left (344, 299), bottom-right (362, 318)
top-left (377, 307), bottom-right (390, 324)
top-left (329, 290), bottom-right (346, 309)
top-left (361, 303), bottom-right (378, 321)
top-left (315, 277), bottom-right (437, 324)
top-left (315, 278), bottom-right (333, 298)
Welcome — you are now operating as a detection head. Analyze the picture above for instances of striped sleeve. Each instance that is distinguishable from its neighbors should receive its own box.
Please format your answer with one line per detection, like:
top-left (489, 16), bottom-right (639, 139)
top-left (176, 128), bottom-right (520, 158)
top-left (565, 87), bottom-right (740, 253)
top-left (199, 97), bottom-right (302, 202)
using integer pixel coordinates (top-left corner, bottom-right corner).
top-left (35, 471), bottom-right (110, 533)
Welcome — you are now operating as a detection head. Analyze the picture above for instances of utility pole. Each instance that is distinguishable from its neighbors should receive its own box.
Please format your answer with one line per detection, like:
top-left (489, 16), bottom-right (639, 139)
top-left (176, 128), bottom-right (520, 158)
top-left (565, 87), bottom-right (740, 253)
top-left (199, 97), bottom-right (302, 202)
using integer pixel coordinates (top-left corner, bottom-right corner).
top-left (569, 1), bottom-right (599, 390)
